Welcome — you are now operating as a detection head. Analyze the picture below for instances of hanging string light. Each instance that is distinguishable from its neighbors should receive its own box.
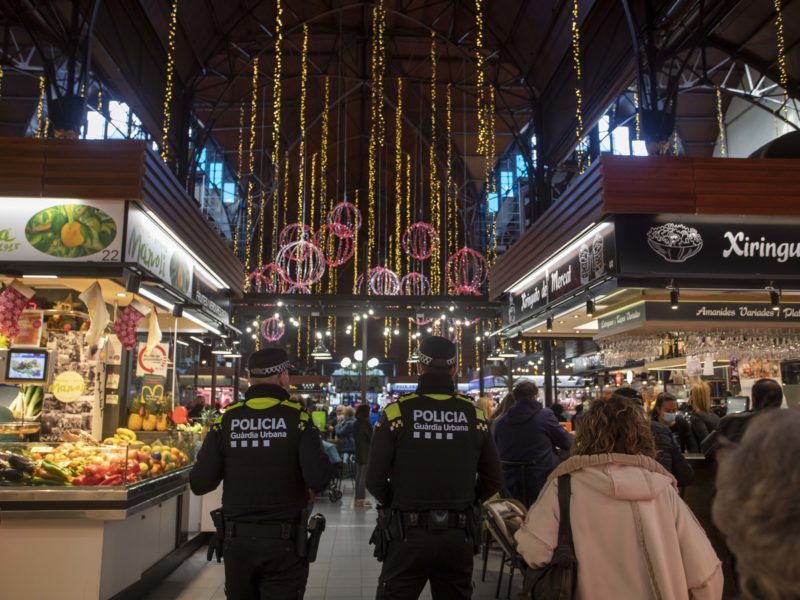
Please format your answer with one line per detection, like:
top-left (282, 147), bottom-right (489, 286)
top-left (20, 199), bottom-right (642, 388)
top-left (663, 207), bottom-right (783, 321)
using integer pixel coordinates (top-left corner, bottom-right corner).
top-left (715, 86), bottom-right (727, 158)
top-left (429, 30), bottom-right (441, 294)
top-left (353, 190), bottom-right (360, 294)
top-left (298, 23), bottom-right (309, 223)
top-left (394, 77), bottom-right (404, 273)
top-left (160, 0), bottom-right (179, 162)
top-left (446, 83), bottom-right (458, 257)
top-left (271, 0), bottom-right (284, 254)
top-left (310, 153), bottom-right (318, 231)
top-left (570, 0), bottom-right (587, 172)
top-left (367, 0), bottom-right (387, 277)
top-left (243, 57), bottom-right (260, 288)
top-left (772, 0), bottom-right (789, 119)
top-left (283, 153), bottom-right (290, 237)
top-left (405, 154), bottom-right (412, 274)
top-left (632, 89), bottom-right (641, 140)
top-left (233, 103), bottom-right (246, 257)
top-left (487, 85), bottom-right (497, 263)
top-left (321, 78), bottom-right (330, 226)
top-left (35, 75), bottom-right (46, 138)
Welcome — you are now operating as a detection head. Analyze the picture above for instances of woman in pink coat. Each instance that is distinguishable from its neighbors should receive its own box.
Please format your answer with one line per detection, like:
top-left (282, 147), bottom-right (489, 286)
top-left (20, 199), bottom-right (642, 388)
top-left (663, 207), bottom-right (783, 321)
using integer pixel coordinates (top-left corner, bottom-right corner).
top-left (514, 393), bottom-right (723, 600)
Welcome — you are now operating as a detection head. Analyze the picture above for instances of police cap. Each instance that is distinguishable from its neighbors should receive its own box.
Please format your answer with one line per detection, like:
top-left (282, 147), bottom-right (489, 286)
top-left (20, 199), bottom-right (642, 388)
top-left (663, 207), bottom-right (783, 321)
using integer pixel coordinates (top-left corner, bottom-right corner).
top-left (247, 347), bottom-right (290, 377)
top-left (417, 336), bottom-right (457, 369)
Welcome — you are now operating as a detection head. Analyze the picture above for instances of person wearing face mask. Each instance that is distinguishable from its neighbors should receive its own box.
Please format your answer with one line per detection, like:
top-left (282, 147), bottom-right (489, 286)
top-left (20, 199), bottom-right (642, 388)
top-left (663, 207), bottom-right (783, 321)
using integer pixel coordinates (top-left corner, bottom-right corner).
top-left (652, 392), bottom-right (697, 453)
top-left (617, 388), bottom-right (694, 489)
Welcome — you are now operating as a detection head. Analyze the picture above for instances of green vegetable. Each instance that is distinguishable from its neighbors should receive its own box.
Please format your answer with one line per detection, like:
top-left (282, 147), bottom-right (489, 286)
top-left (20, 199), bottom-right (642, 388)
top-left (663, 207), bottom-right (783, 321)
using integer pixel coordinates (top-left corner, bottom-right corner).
top-left (31, 477), bottom-right (69, 486)
top-left (40, 460), bottom-right (71, 482)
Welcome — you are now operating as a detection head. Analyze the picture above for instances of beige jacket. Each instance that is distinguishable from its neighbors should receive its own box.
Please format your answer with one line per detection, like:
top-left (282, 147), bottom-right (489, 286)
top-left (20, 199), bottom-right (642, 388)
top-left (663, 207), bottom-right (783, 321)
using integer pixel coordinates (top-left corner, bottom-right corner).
top-left (514, 454), bottom-right (723, 600)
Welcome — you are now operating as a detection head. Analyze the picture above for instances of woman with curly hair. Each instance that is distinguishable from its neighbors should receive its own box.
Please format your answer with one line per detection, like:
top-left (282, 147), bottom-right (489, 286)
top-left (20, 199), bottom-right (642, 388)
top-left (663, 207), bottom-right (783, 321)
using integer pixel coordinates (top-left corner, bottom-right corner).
top-left (515, 393), bottom-right (723, 599)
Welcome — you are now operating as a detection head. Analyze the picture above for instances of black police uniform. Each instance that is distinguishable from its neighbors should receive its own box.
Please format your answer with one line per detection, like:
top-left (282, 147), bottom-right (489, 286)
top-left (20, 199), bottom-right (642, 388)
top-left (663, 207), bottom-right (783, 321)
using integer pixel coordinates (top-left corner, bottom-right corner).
top-left (190, 381), bottom-right (335, 599)
top-left (366, 370), bottom-right (503, 599)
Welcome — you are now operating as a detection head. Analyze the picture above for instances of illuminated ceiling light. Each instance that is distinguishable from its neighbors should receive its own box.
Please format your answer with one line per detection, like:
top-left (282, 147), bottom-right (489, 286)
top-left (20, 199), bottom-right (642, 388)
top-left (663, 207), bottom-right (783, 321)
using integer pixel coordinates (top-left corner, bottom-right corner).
top-left (211, 340), bottom-right (229, 355)
top-left (546, 317), bottom-right (553, 332)
top-left (341, 357), bottom-right (352, 368)
top-left (670, 287), bottom-right (680, 310)
top-left (407, 348), bottom-right (420, 364)
top-left (367, 357), bottom-right (379, 368)
top-left (586, 297), bottom-right (595, 317)
top-left (354, 350), bottom-right (364, 362)
top-left (770, 288), bottom-right (780, 312)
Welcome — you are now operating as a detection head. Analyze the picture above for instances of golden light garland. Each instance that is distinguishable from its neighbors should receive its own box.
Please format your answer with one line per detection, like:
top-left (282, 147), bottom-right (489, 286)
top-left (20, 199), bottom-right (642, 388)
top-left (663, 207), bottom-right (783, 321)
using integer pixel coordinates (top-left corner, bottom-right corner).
top-left (367, 0), bottom-right (386, 275)
top-left (306, 317), bottom-right (311, 366)
top-left (394, 77), bottom-right (404, 273)
top-left (475, 0), bottom-right (487, 159)
top-left (298, 24), bottom-right (309, 222)
top-left (255, 316), bottom-right (262, 351)
top-left (352, 318), bottom-right (358, 348)
top-left (429, 30), bottom-right (441, 294)
top-left (310, 153), bottom-right (318, 231)
top-left (243, 57), bottom-right (260, 288)
top-left (384, 318), bottom-right (390, 356)
top-left (485, 85), bottom-right (497, 264)
top-left (353, 190), bottom-right (360, 294)
top-left (570, 0), bottom-right (587, 172)
top-left (271, 0), bottom-right (284, 251)
top-left (773, 0), bottom-right (789, 118)
top-left (283, 152), bottom-right (289, 234)
top-left (407, 320), bottom-right (413, 375)
top-left (96, 89), bottom-right (103, 112)
top-left (35, 75), bottom-right (45, 138)
top-left (474, 323), bottom-right (480, 372)
top-left (446, 82), bottom-right (458, 256)
top-left (405, 154), bottom-right (412, 274)
top-left (160, 0), bottom-right (178, 163)
top-left (233, 103), bottom-right (245, 257)
top-left (321, 77), bottom-right (330, 220)
top-left (715, 86), bottom-right (727, 157)
top-left (632, 89), bottom-right (641, 140)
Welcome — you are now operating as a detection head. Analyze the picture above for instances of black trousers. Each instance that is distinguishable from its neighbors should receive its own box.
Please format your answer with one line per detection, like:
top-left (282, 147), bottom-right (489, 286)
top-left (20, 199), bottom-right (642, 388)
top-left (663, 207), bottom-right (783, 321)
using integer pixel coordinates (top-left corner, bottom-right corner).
top-left (376, 527), bottom-right (474, 600)
top-left (223, 536), bottom-right (309, 600)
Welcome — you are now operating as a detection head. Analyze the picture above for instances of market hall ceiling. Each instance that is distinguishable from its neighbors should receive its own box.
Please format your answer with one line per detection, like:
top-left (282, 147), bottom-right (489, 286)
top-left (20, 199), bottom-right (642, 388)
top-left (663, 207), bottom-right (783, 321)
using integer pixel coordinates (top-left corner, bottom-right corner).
top-left (1, 0), bottom-right (798, 202)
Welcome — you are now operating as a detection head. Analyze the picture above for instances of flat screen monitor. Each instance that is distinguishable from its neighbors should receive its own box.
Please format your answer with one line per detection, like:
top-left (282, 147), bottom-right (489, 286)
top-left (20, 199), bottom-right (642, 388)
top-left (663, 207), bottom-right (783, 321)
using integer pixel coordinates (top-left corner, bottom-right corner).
top-left (727, 396), bottom-right (749, 414)
top-left (5, 348), bottom-right (49, 383)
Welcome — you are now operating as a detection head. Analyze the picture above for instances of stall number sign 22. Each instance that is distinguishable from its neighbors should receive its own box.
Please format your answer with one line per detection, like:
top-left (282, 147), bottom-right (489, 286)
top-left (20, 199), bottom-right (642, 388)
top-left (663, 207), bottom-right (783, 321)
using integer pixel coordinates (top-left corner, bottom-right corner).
top-left (137, 344), bottom-right (169, 377)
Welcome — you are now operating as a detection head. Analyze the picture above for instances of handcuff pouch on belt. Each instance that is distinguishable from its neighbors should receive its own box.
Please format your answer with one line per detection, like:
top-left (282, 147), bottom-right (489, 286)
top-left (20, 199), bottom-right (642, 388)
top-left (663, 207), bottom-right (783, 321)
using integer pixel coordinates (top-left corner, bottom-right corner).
top-left (369, 506), bottom-right (399, 562)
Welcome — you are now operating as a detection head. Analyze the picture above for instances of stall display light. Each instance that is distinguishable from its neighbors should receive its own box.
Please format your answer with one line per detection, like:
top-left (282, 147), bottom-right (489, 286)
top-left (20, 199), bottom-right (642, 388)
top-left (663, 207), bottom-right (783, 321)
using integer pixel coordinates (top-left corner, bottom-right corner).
top-left (407, 348), bottom-right (420, 364)
top-left (341, 357), bottom-right (352, 368)
top-left (311, 341), bottom-right (332, 359)
top-left (770, 289), bottom-right (780, 311)
top-left (176, 339), bottom-right (190, 347)
top-left (586, 297), bottom-right (595, 317)
top-left (486, 349), bottom-right (504, 362)
top-left (499, 347), bottom-right (519, 359)
top-left (354, 350), bottom-right (364, 362)
top-left (211, 340), bottom-right (229, 355)
top-left (189, 336), bottom-right (206, 345)
top-left (546, 316), bottom-right (553, 332)
top-left (367, 357), bottom-right (380, 368)
top-left (670, 287), bottom-right (680, 310)
top-left (138, 286), bottom-right (174, 311)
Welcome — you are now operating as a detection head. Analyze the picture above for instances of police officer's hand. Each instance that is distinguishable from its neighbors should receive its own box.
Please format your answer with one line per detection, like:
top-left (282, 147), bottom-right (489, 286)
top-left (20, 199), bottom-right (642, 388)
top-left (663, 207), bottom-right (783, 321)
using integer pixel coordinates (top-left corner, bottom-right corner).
top-left (306, 488), bottom-right (316, 505)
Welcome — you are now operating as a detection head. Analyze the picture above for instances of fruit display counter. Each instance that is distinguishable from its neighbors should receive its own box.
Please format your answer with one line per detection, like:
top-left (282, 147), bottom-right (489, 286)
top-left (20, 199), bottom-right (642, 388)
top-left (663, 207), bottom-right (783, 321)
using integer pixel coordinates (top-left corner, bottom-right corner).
top-left (0, 429), bottom-right (204, 600)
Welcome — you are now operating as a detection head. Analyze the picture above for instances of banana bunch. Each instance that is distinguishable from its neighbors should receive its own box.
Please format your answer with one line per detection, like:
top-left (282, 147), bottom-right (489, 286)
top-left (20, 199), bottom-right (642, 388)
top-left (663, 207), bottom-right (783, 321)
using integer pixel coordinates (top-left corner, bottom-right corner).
top-left (101, 428), bottom-right (143, 447)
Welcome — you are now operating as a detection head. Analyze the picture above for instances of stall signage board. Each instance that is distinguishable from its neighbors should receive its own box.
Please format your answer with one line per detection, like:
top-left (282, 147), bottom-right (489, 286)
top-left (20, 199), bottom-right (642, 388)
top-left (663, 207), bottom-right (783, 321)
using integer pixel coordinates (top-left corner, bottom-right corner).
top-left (195, 289), bottom-right (229, 325)
top-left (615, 214), bottom-right (800, 280)
top-left (597, 303), bottom-right (648, 337)
top-left (125, 205), bottom-right (195, 296)
top-left (136, 342), bottom-right (170, 377)
top-left (0, 198), bottom-right (124, 262)
top-left (507, 223), bottom-right (616, 326)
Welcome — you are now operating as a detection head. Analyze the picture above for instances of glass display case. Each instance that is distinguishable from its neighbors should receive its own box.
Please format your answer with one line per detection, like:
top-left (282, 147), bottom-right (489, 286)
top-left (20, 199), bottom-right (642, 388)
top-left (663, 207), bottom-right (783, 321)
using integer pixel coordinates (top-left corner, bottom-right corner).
top-left (0, 429), bottom-right (199, 488)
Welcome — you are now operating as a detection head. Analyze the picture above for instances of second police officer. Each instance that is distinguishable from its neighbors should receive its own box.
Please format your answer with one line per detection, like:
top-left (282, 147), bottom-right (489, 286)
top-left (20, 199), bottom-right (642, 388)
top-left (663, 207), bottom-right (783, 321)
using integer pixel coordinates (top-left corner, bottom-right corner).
top-left (190, 347), bottom-right (336, 599)
top-left (366, 336), bottom-right (503, 599)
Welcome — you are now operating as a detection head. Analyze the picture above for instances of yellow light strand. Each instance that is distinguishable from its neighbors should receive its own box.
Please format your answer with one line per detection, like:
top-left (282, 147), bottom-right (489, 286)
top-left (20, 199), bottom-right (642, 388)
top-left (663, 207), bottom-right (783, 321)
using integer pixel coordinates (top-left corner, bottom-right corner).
top-left (283, 152), bottom-right (290, 231)
top-left (429, 31), bottom-right (441, 294)
top-left (271, 0), bottom-right (284, 254)
top-left (353, 190), bottom-right (360, 294)
top-left (306, 317), bottom-right (311, 366)
top-left (97, 89), bottom-right (103, 112)
top-left (633, 90), bottom-right (641, 140)
top-left (408, 320), bottom-right (412, 375)
top-left (310, 152), bottom-right (317, 232)
top-left (321, 77), bottom-right (330, 221)
top-left (715, 86), bottom-right (727, 158)
top-left (255, 316), bottom-right (261, 351)
top-left (570, 0), bottom-right (587, 173)
top-left (243, 57), bottom-right (260, 289)
top-left (485, 85), bottom-right (497, 265)
top-left (367, 0), bottom-right (386, 275)
top-left (405, 154), bottom-right (412, 275)
top-left (160, 0), bottom-right (178, 163)
top-left (298, 24), bottom-right (309, 222)
top-left (35, 75), bottom-right (45, 138)
top-left (773, 0), bottom-right (789, 119)
top-left (233, 103), bottom-right (245, 257)
top-left (474, 323), bottom-right (480, 372)
top-left (394, 77), bottom-right (404, 273)
top-left (446, 82), bottom-right (457, 256)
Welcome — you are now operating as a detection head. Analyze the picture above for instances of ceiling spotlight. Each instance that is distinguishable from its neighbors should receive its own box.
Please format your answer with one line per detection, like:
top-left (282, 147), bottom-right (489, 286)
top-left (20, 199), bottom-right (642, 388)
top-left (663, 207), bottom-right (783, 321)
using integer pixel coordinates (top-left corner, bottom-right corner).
top-left (670, 287), bottom-right (680, 310)
top-left (252, 321), bottom-right (258, 328)
top-left (448, 304), bottom-right (455, 312)
top-left (586, 297), bottom-right (595, 317)
top-left (546, 316), bottom-right (553, 332)
top-left (315, 331), bottom-right (323, 339)
top-left (770, 289), bottom-right (780, 311)
top-left (393, 329), bottom-right (400, 335)
top-left (354, 315), bottom-right (361, 321)
top-left (440, 314), bottom-right (446, 321)
top-left (325, 331), bottom-right (332, 337)
top-left (475, 336), bottom-right (481, 342)
top-left (448, 326), bottom-right (454, 332)
top-left (340, 357), bottom-right (352, 368)
top-left (354, 350), bottom-right (364, 362)
top-left (368, 308), bottom-right (374, 315)
top-left (211, 340), bottom-right (229, 355)
top-left (362, 313), bottom-right (368, 319)
top-left (273, 312), bottom-right (280, 319)
top-left (246, 327), bottom-right (252, 333)
top-left (426, 327), bottom-right (432, 333)
top-left (277, 300), bottom-right (284, 306)
top-left (367, 357), bottom-right (379, 368)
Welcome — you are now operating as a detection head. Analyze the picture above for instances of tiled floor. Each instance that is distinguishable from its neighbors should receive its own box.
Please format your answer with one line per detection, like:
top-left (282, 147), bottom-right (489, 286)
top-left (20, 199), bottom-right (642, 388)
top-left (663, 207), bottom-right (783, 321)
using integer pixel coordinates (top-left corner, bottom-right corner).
top-left (143, 487), bottom-right (522, 600)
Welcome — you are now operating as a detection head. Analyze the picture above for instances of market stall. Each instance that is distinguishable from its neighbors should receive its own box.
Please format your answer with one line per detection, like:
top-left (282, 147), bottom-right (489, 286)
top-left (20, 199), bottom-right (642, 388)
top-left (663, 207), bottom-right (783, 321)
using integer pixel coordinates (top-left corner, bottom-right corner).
top-left (0, 138), bottom-right (243, 600)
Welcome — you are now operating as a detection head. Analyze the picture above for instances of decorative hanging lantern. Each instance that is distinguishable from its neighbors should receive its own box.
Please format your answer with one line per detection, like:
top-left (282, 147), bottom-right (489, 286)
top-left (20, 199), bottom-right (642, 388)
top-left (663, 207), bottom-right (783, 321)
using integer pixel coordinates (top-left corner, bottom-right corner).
top-left (276, 240), bottom-right (326, 286)
top-left (327, 201), bottom-right (362, 237)
top-left (260, 317), bottom-right (285, 342)
top-left (447, 247), bottom-right (488, 292)
top-left (278, 223), bottom-right (314, 260)
top-left (314, 223), bottom-right (355, 267)
top-left (402, 222), bottom-right (439, 260)
top-left (399, 272), bottom-right (431, 296)
top-left (369, 266), bottom-right (401, 296)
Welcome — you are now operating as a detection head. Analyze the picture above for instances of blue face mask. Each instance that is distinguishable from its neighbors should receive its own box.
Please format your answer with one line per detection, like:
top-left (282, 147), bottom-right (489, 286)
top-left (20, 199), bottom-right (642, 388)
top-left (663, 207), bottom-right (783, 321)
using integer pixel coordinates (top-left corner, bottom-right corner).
top-left (663, 412), bottom-right (677, 425)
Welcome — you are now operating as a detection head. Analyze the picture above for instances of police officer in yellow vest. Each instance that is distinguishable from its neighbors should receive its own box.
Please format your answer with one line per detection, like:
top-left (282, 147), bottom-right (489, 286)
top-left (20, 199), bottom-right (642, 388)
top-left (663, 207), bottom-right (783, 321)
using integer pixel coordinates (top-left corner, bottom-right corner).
top-left (190, 347), bottom-right (335, 599)
top-left (366, 336), bottom-right (503, 599)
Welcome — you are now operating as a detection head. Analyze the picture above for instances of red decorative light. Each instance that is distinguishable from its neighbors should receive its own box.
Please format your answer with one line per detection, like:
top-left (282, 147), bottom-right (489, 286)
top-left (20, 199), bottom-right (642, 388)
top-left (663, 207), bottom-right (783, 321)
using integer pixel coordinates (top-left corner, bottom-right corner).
top-left (447, 247), bottom-right (488, 291)
top-left (278, 223), bottom-right (314, 259)
top-left (276, 241), bottom-right (326, 286)
top-left (399, 272), bottom-right (431, 296)
top-left (402, 222), bottom-right (439, 260)
top-left (369, 266), bottom-right (400, 296)
top-left (411, 316), bottom-right (433, 326)
top-left (327, 201), bottom-right (362, 237)
top-left (260, 317), bottom-right (285, 342)
top-left (452, 285), bottom-right (482, 296)
top-left (247, 263), bottom-right (285, 293)
top-left (314, 224), bottom-right (355, 267)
